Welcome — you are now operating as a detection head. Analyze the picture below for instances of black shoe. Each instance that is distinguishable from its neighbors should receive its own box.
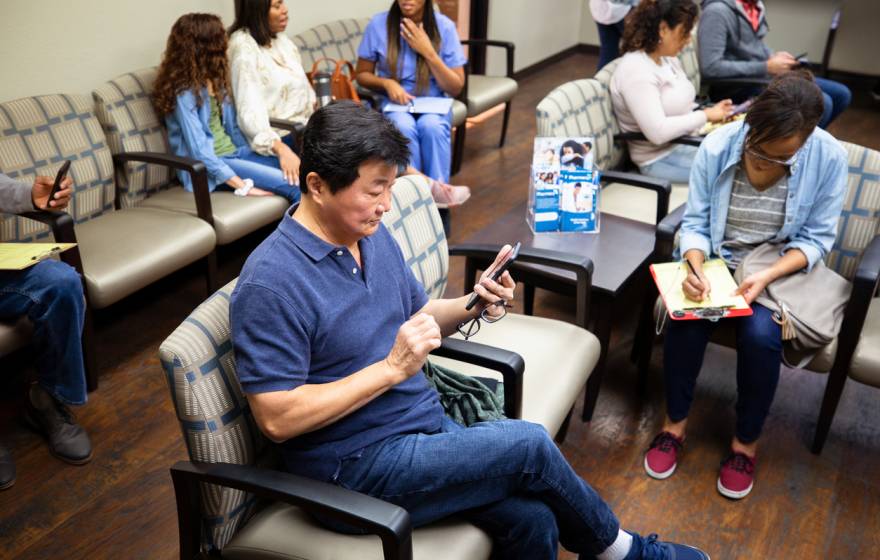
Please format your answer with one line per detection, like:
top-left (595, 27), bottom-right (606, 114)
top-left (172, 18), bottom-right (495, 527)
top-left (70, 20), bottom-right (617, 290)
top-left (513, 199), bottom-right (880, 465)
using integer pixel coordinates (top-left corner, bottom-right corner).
top-left (0, 444), bottom-right (15, 490)
top-left (23, 384), bottom-right (92, 465)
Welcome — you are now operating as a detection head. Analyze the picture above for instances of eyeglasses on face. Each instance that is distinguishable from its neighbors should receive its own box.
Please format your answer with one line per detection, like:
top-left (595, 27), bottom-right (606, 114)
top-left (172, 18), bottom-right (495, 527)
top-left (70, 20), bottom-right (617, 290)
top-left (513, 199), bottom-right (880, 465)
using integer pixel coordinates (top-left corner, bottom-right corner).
top-left (744, 144), bottom-right (798, 168)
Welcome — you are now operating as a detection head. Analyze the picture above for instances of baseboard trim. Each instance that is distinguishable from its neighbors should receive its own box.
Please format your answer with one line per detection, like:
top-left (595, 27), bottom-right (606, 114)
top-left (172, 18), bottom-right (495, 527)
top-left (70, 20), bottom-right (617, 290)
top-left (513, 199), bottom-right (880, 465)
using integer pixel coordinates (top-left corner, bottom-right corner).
top-left (512, 43), bottom-right (599, 81)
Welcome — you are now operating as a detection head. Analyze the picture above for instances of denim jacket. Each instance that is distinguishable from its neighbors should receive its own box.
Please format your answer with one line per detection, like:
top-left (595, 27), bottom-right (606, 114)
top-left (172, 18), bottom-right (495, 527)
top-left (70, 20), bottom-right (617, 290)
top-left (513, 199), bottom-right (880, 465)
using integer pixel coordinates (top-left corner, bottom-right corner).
top-left (165, 88), bottom-right (249, 192)
top-left (677, 120), bottom-right (848, 271)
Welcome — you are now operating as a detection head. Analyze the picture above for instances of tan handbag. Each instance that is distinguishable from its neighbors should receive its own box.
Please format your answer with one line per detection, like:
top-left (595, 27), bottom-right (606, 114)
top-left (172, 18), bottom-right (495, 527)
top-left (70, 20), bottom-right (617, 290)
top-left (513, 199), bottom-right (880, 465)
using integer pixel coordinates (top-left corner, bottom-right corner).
top-left (734, 243), bottom-right (852, 367)
top-left (308, 58), bottom-right (361, 103)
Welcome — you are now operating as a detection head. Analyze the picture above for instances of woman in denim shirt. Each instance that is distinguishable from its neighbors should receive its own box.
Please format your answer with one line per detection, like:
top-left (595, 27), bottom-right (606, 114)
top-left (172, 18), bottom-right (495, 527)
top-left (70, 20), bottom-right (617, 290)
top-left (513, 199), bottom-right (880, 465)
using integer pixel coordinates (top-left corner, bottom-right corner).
top-left (153, 13), bottom-right (299, 204)
top-left (643, 72), bottom-right (847, 499)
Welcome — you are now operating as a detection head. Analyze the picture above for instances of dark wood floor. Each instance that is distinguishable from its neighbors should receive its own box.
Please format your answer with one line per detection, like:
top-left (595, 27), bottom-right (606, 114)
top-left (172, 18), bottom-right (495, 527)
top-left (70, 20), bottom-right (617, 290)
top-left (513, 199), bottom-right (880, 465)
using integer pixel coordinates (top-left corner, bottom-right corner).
top-left (2, 52), bottom-right (879, 559)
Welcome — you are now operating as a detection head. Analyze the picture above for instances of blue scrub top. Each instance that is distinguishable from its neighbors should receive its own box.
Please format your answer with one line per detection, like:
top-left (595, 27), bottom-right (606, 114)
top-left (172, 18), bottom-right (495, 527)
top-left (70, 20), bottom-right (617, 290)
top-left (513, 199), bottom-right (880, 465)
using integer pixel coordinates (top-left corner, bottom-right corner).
top-left (358, 10), bottom-right (467, 98)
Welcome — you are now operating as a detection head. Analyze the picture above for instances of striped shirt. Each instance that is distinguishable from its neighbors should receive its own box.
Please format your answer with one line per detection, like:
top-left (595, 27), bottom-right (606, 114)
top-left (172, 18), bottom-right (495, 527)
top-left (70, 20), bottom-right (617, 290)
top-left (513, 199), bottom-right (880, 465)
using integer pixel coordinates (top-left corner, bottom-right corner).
top-left (721, 164), bottom-right (787, 266)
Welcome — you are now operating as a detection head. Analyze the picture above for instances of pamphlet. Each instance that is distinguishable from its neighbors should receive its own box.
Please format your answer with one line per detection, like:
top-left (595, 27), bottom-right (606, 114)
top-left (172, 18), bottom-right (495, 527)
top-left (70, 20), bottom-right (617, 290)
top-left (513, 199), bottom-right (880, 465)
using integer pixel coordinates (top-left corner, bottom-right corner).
top-left (528, 137), bottom-right (599, 233)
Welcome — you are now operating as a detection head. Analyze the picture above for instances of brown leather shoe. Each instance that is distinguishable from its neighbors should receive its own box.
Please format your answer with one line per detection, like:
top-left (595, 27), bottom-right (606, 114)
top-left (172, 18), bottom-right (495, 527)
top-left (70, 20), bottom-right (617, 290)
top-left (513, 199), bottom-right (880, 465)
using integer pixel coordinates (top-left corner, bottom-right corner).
top-left (0, 444), bottom-right (14, 490)
top-left (24, 384), bottom-right (92, 465)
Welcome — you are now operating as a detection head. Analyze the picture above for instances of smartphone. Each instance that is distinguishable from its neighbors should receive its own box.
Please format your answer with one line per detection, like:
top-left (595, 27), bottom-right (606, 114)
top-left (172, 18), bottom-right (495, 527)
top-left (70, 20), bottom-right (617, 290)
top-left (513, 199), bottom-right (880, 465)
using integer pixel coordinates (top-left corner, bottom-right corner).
top-left (731, 99), bottom-right (753, 116)
top-left (46, 160), bottom-right (71, 209)
top-left (465, 242), bottom-right (521, 311)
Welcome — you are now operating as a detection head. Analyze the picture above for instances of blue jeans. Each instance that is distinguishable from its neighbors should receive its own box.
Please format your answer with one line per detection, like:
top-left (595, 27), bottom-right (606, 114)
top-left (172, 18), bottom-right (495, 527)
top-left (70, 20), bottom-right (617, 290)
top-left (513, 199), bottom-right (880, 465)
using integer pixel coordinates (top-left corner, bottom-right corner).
top-left (663, 303), bottom-right (782, 443)
top-left (219, 146), bottom-right (300, 204)
top-left (384, 110), bottom-right (452, 183)
top-left (333, 416), bottom-right (620, 558)
top-left (596, 20), bottom-right (626, 71)
top-left (638, 144), bottom-right (699, 184)
top-left (814, 77), bottom-right (852, 129)
top-left (0, 260), bottom-right (87, 405)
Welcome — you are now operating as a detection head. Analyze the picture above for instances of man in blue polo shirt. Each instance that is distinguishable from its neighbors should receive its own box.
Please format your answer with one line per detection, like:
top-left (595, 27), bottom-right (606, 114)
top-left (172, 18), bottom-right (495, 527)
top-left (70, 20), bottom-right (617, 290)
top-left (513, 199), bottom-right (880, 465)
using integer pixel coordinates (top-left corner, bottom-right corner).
top-left (230, 101), bottom-right (708, 560)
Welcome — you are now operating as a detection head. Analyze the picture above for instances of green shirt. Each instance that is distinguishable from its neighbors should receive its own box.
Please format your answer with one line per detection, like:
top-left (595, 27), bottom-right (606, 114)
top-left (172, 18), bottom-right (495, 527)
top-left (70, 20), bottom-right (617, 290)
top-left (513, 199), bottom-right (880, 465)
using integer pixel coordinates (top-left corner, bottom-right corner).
top-left (209, 97), bottom-right (236, 157)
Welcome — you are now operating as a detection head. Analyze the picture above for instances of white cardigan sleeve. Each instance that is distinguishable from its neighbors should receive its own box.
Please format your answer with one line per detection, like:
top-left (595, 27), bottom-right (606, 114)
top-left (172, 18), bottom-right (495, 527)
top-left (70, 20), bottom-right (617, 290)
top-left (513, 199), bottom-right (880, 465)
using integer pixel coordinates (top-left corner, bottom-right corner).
top-left (229, 35), bottom-right (281, 156)
top-left (618, 75), bottom-right (707, 145)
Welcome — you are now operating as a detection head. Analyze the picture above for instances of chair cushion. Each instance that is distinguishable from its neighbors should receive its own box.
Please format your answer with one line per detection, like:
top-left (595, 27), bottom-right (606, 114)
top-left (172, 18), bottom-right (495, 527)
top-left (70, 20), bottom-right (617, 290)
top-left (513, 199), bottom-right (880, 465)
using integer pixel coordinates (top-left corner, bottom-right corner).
top-left (452, 100), bottom-right (467, 127)
top-left (137, 187), bottom-right (288, 245)
top-left (223, 502), bottom-right (492, 560)
top-left (0, 318), bottom-right (31, 358)
top-left (92, 67), bottom-right (174, 208)
top-left (74, 207), bottom-right (215, 308)
top-left (428, 313), bottom-right (600, 436)
top-left (466, 75), bottom-right (518, 116)
top-left (383, 175), bottom-right (449, 299)
top-left (0, 94), bottom-right (116, 241)
top-left (599, 183), bottom-right (689, 225)
top-left (850, 297), bottom-right (880, 387)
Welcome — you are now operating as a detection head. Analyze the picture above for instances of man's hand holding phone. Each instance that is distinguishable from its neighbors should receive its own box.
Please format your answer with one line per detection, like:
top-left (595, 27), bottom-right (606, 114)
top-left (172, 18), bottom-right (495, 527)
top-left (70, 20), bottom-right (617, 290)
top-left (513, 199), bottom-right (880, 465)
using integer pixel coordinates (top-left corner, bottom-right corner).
top-left (467, 243), bottom-right (518, 316)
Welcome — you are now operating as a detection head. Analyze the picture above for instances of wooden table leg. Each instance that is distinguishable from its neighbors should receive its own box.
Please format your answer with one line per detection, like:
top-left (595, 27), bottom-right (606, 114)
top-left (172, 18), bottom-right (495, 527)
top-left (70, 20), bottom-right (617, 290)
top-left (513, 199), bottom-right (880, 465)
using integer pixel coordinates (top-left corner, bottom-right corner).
top-left (582, 295), bottom-right (613, 422)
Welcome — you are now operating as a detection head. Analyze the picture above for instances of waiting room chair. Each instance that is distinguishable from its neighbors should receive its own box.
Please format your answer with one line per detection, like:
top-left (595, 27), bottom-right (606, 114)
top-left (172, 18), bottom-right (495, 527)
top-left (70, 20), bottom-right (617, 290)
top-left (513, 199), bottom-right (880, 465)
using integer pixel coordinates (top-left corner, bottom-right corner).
top-left (536, 78), bottom-right (673, 226)
top-left (92, 68), bottom-right (291, 247)
top-left (459, 39), bottom-right (518, 148)
top-left (0, 93), bottom-right (217, 390)
top-left (636, 141), bottom-right (880, 454)
top-left (158, 174), bottom-right (600, 559)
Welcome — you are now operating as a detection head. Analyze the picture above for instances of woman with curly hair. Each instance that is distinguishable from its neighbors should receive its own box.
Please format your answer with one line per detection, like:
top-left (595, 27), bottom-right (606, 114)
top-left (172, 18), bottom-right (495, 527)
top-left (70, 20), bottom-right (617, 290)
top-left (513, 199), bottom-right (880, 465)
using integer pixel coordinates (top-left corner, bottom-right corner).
top-left (355, 0), bottom-right (470, 207)
top-left (609, 0), bottom-right (732, 183)
top-left (153, 13), bottom-right (299, 204)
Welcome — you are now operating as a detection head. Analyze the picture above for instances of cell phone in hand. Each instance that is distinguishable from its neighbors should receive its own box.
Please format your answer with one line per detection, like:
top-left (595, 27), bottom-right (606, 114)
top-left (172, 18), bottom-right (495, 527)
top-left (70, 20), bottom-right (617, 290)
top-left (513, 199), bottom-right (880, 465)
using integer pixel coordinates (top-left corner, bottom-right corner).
top-left (46, 160), bottom-right (71, 209)
top-left (731, 99), bottom-right (753, 116)
top-left (465, 242), bottom-right (521, 311)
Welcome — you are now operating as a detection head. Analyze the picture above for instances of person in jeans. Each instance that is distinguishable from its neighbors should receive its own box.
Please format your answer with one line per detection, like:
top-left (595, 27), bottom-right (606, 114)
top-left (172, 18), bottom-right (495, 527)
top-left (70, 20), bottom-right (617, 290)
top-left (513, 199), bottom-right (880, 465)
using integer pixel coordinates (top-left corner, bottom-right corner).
top-left (610, 0), bottom-right (733, 183)
top-left (698, 0), bottom-right (851, 129)
top-left (356, 0), bottom-right (471, 207)
top-left (644, 71), bottom-right (847, 499)
top-left (153, 13), bottom-right (299, 204)
top-left (590, 0), bottom-right (641, 71)
top-left (0, 172), bottom-right (93, 490)
top-left (231, 101), bottom-right (709, 559)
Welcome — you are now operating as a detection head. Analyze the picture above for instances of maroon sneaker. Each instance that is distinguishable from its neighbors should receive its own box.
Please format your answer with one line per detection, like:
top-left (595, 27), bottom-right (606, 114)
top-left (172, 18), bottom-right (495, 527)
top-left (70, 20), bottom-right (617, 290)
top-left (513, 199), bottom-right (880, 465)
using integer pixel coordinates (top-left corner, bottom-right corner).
top-left (644, 431), bottom-right (684, 479)
top-left (717, 451), bottom-right (756, 499)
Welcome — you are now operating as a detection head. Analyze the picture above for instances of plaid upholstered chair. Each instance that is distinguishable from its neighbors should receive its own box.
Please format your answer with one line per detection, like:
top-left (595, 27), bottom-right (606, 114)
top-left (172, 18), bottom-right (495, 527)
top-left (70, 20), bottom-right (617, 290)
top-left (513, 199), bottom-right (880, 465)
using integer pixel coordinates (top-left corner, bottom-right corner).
top-left (292, 18), bottom-right (470, 176)
top-left (159, 175), bottom-right (600, 559)
top-left (0, 94), bottom-right (217, 389)
top-left (536, 78), bottom-right (673, 226)
top-left (637, 141), bottom-right (880, 454)
top-left (92, 68), bottom-right (291, 247)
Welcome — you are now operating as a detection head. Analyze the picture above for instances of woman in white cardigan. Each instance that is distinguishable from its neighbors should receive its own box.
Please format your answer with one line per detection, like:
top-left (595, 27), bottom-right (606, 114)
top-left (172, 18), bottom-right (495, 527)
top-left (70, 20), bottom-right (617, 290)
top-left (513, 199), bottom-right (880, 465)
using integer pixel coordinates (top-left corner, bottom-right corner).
top-left (610, 0), bottom-right (732, 183)
top-left (228, 0), bottom-right (315, 187)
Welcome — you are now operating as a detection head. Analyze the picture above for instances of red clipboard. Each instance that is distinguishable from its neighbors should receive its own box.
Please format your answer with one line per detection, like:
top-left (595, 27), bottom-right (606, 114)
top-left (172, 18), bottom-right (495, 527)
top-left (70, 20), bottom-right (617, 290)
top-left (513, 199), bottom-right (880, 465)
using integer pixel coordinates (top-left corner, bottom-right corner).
top-left (650, 261), bottom-right (753, 321)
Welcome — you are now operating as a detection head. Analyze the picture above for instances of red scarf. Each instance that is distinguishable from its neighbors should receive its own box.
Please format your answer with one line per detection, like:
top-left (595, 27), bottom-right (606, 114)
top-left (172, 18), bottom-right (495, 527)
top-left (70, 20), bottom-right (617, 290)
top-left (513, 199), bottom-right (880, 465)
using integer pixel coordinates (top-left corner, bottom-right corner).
top-left (737, 0), bottom-right (762, 32)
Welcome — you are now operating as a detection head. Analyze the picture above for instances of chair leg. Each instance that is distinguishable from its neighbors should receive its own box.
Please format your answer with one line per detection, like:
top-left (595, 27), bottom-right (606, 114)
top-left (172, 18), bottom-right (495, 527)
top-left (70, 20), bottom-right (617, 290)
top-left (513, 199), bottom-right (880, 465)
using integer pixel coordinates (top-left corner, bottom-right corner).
top-left (82, 307), bottom-right (98, 392)
top-left (438, 208), bottom-right (451, 238)
top-left (205, 251), bottom-right (218, 295)
top-left (811, 365), bottom-right (849, 454)
top-left (554, 406), bottom-right (574, 444)
top-left (499, 102), bottom-right (512, 148)
top-left (451, 123), bottom-right (467, 176)
top-left (523, 284), bottom-right (535, 316)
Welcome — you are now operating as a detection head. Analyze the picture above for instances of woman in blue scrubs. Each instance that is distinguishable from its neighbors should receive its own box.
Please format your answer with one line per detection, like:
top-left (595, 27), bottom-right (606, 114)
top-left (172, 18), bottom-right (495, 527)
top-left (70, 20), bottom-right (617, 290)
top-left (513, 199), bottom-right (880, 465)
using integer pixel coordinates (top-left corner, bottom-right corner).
top-left (356, 0), bottom-right (470, 205)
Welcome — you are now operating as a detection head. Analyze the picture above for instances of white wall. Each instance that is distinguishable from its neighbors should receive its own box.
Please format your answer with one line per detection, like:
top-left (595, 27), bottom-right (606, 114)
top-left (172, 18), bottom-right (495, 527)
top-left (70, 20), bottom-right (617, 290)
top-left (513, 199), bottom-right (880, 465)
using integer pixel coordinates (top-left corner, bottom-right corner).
top-left (0, 0), bottom-right (389, 103)
top-left (486, 0), bottom-right (584, 75)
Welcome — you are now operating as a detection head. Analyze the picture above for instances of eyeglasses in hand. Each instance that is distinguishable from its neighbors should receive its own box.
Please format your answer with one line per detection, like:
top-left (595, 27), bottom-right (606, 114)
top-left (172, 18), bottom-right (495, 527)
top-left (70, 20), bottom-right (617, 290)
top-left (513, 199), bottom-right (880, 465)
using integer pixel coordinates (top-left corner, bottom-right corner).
top-left (457, 299), bottom-right (510, 341)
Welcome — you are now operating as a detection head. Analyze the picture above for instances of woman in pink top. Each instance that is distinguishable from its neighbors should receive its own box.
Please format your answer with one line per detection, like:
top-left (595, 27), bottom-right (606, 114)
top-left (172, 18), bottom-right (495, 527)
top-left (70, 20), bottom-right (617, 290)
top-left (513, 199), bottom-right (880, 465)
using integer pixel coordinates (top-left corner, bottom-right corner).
top-left (610, 0), bottom-right (732, 183)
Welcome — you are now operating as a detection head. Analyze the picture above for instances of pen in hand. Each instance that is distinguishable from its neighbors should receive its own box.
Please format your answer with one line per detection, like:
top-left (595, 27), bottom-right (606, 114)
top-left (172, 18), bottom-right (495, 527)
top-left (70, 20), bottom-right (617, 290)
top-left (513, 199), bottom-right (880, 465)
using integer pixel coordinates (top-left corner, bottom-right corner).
top-left (684, 258), bottom-right (710, 302)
